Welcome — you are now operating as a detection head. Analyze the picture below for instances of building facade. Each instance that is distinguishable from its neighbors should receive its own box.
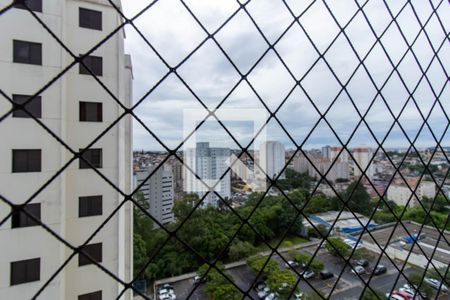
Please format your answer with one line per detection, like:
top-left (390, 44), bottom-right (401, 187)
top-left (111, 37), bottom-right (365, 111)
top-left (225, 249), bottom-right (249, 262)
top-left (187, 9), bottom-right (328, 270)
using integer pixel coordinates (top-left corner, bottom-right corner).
top-left (0, 1), bottom-right (132, 299)
top-left (387, 181), bottom-right (436, 207)
top-left (259, 141), bottom-right (286, 180)
top-left (352, 147), bottom-right (374, 179)
top-left (134, 165), bottom-right (174, 227)
top-left (184, 142), bottom-right (231, 206)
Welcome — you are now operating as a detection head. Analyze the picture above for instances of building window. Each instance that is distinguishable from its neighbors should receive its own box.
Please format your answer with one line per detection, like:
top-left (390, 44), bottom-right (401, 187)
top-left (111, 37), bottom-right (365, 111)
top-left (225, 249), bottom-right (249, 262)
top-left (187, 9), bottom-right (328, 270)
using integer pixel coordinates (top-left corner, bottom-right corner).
top-left (79, 149), bottom-right (102, 169)
top-left (79, 55), bottom-right (102, 76)
top-left (12, 94), bottom-right (42, 118)
top-left (79, 102), bottom-right (102, 122)
top-left (79, 196), bottom-right (102, 217)
top-left (10, 258), bottom-right (40, 285)
top-left (12, 149), bottom-right (41, 173)
top-left (13, 40), bottom-right (42, 65)
top-left (13, 0), bottom-right (42, 12)
top-left (79, 243), bottom-right (102, 266)
top-left (11, 203), bottom-right (41, 228)
top-left (79, 7), bottom-right (102, 31)
top-left (78, 291), bottom-right (102, 300)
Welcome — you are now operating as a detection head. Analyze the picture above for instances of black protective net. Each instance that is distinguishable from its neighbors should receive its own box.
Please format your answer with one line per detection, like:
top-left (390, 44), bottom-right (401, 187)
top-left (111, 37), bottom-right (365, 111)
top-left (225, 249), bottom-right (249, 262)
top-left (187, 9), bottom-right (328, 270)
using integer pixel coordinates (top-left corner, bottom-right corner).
top-left (0, 0), bottom-right (449, 299)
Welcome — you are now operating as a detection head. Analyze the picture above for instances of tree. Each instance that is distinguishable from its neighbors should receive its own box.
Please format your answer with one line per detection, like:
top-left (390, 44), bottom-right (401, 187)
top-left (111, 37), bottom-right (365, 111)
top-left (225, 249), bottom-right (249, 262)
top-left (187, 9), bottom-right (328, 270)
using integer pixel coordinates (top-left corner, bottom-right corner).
top-left (228, 240), bottom-right (256, 261)
top-left (290, 251), bottom-right (323, 272)
top-left (325, 237), bottom-right (351, 259)
top-left (173, 193), bottom-right (200, 221)
top-left (408, 271), bottom-right (434, 299)
top-left (133, 233), bottom-right (147, 278)
top-left (344, 181), bottom-right (372, 216)
top-left (266, 269), bottom-right (298, 298)
top-left (361, 289), bottom-right (385, 300)
top-left (247, 255), bottom-right (279, 276)
top-left (277, 169), bottom-right (312, 191)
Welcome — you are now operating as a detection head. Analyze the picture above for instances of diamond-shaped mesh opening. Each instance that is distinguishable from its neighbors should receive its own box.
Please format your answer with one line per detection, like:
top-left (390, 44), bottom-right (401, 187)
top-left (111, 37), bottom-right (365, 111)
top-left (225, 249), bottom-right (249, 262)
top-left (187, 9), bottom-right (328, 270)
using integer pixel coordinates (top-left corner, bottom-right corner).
top-left (1, 0), bottom-right (449, 299)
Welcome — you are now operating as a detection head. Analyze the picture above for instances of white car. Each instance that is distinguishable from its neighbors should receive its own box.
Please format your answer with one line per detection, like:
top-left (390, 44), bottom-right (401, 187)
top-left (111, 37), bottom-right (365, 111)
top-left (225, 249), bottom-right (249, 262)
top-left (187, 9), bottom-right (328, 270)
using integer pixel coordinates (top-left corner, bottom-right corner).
top-left (284, 260), bottom-right (300, 268)
top-left (159, 293), bottom-right (176, 300)
top-left (158, 289), bottom-right (174, 295)
top-left (294, 292), bottom-right (303, 300)
top-left (351, 265), bottom-right (365, 275)
top-left (424, 277), bottom-right (449, 292)
top-left (265, 293), bottom-right (278, 300)
top-left (258, 287), bottom-right (270, 299)
top-left (301, 270), bottom-right (315, 279)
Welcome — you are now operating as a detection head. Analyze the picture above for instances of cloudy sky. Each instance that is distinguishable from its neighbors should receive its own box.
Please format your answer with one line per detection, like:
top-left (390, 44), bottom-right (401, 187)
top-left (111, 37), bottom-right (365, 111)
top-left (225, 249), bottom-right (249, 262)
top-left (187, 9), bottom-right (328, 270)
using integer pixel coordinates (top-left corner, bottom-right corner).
top-left (121, 0), bottom-right (449, 151)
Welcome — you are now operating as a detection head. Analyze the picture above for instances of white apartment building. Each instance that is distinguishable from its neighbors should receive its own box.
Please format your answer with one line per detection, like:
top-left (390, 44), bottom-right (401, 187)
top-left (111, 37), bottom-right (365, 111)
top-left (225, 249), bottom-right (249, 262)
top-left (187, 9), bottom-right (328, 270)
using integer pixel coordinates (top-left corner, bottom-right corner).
top-left (352, 147), bottom-right (374, 179)
top-left (292, 153), bottom-right (349, 182)
top-left (134, 166), bottom-right (174, 227)
top-left (259, 141), bottom-right (285, 180)
top-left (184, 142), bottom-right (231, 206)
top-left (387, 181), bottom-right (436, 207)
top-left (0, 1), bottom-right (132, 299)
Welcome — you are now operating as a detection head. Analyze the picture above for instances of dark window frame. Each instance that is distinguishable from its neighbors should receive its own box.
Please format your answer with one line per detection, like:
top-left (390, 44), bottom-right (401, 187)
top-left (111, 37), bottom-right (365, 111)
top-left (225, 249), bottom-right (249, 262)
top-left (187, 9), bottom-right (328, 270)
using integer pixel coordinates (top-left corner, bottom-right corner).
top-left (79, 148), bottom-right (103, 169)
top-left (79, 101), bottom-right (102, 122)
top-left (78, 290), bottom-right (102, 300)
top-left (79, 195), bottom-right (103, 217)
top-left (79, 7), bottom-right (102, 31)
top-left (78, 243), bottom-right (102, 266)
top-left (79, 55), bottom-right (103, 76)
top-left (13, 40), bottom-right (42, 65)
top-left (12, 94), bottom-right (42, 118)
top-left (10, 258), bottom-right (40, 285)
top-left (11, 203), bottom-right (41, 228)
top-left (12, 149), bottom-right (42, 173)
top-left (13, 0), bottom-right (42, 12)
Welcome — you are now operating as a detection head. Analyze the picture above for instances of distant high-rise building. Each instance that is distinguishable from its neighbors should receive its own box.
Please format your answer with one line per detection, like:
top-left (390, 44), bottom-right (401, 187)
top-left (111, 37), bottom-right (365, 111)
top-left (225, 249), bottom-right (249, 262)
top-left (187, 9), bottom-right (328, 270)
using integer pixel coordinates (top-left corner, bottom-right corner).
top-left (293, 153), bottom-right (349, 182)
top-left (352, 147), bottom-right (374, 179)
top-left (0, 1), bottom-right (133, 299)
top-left (134, 166), bottom-right (175, 227)
top-left (330, 146), bottom-right (350, 163)
top-left (184, 142), bottom-right (231, 206)
top-left (322, 145), bottom-right (331, 160)
top-left (167, 159), bottom-right (183, 200)
top-left (259, 141), bottom-right (286, 180)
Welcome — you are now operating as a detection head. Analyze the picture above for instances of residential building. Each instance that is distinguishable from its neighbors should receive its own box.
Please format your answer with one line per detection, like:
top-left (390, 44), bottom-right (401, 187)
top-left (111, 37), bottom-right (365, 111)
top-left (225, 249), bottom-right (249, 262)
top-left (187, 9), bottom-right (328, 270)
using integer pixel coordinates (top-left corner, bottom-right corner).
top-left (352, 147), bottom-right (374, 179)
top-left (0, 1), bottom-right (132, 299)
top-left (184, 142), bottom-right (231, 206)
top-left (292, 153), bottom-right (350, 182)
top-left (259, 141), bottom-right (286, 180)
top-left (134, 165), bottom-right (174, 227)
top-left (387, 181), bottom-right (436, 207)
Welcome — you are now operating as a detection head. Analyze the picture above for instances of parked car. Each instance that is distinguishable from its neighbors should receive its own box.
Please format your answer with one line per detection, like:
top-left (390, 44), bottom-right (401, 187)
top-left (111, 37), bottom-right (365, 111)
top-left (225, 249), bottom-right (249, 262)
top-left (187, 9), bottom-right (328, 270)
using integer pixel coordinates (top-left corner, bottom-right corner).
top-left (373, 265), bottom-right (387, 275)
top-left (254, 281), bottom-right (266, 292)
top-left (293, 292), bottom-right (303, 300)
top-left (159, 293), bottom-right (176, 300)
top-left (265, 293), bottom-right (279, 300)
top-left (424, 277), bottom-right (449, 292)
top-left (160, 284), bottom-right (173, 291)
top-left (351, 265), bottom-right (365, 275)
top-left (386, 294), bottom-right (406, 300)
top-left (193, 275), bottom-right (206, 284)
top-left (258, 287), bottom-right (271, 299)
top-left (284, 260), bottom-right (300, 268)
top-left (319, 270), bottom-right (334, 280)
top-left (301, 270), bottom-right (315, 279)
top-left (158, 288), bottom-right (174, 296)
top-left (355, 259), bottom-right (369, 267)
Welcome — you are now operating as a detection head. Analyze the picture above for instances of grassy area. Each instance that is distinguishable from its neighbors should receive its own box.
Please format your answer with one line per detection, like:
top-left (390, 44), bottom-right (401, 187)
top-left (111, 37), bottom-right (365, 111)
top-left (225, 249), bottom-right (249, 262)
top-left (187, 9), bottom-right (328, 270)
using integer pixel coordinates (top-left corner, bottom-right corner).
top-left (254, 235), bottom-right (309, 253)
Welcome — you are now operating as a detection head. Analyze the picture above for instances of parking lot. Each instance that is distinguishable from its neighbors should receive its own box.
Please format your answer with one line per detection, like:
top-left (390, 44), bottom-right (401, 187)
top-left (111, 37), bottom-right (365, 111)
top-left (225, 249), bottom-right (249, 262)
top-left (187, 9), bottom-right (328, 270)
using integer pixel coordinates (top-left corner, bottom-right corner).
top-left (154, 245), bottom-right (442, 299)
top-left (360, 221), bottom-right (450, 266)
